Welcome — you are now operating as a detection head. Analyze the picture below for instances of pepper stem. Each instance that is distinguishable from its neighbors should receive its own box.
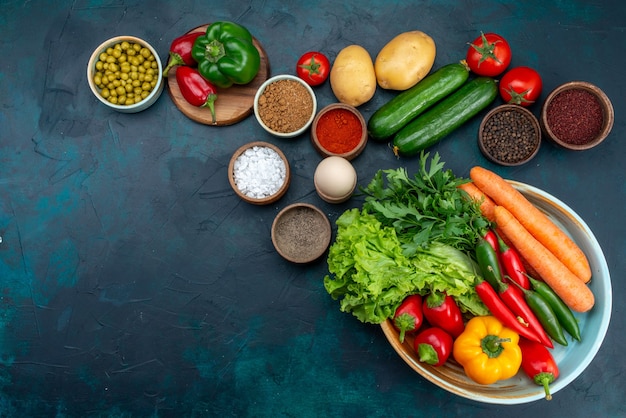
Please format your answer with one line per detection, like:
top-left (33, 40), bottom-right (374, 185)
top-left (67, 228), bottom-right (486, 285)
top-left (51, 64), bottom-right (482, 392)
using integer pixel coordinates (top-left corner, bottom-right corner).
top-left (481, 334), bottom-right (511, 358)
top-left (162, 52), bottom-right (185, 77)
top-left (205, 40), bottom-right (225, 63)
top-left (203, 93), bottom-right (218, 124)
top-left (416, 343), bottom-right (440, 366)
top-left (534, 372), bottom-right (555, 400)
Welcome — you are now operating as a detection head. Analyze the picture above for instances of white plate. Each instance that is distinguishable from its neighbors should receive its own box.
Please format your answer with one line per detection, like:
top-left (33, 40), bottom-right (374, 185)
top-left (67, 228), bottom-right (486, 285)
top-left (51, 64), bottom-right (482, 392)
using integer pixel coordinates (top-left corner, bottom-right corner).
top-left (381, 180), bottom-right (612, 404)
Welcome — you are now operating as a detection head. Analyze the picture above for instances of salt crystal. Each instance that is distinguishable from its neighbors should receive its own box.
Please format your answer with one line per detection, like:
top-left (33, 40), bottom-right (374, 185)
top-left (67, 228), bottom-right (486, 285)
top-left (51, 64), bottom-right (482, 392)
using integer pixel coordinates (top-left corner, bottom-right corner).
top-left (233, 145), bottom-right (286, 198)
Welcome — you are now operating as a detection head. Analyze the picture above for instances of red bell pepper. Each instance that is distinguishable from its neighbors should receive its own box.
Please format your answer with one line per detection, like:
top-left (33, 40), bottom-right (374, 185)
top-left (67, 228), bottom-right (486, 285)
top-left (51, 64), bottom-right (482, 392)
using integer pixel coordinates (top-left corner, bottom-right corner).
top-left (393, 294), bottom-right (423, 343)
top-left (496, 232), bottom-right (531, 289)
top-left (519, 338), bottom-right (559, 400)
top-left (422, 291), bottom-right (465, 338)
top-left (175, 66), bottom-right (218, 124)
top-left (413, 327), bottom-right (453, 367)
top-left (163, 31), bottom-right (204, 76)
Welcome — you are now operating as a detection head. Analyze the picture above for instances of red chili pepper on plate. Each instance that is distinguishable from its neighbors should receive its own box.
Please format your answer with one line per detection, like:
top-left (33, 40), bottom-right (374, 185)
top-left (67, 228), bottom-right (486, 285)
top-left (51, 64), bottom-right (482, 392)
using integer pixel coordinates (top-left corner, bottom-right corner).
top-left (474, 238), bottom-right (543, 344)
top-left (518, 338), bottom-right (560, 400)
top-left (509, 279), bottom-right (568, 347)
top-left (495, 277), bottom-right (553, 348)
top-left (175, 66), bottom-right (218, 124)
top-left (496, 232), bottom-right (531, 289)
top-left (163, 31), bottom-right (204, 76)
top-left (393, 294), bottom-right (423, 344)
top-left (474, 279), bottom-right (542, 345)
top-left (422, 291), bottom-right (465, 338)
top-left (413, 327), bottom-right (453, 367)
top-left (483, 229), bottom-right (500, 255)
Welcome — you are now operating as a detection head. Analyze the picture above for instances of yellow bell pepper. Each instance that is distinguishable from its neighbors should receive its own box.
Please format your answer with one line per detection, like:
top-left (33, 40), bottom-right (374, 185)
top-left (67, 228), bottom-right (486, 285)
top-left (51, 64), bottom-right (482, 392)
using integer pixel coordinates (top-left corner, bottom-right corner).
top-left (452, 315), bottom-right (522, 385)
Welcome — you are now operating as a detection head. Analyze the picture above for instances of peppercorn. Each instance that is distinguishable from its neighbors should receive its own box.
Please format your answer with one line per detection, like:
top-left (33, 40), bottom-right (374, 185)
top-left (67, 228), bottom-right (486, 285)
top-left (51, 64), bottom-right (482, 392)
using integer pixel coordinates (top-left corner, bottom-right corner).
top-left (479, 106), bottom-right (540, 165)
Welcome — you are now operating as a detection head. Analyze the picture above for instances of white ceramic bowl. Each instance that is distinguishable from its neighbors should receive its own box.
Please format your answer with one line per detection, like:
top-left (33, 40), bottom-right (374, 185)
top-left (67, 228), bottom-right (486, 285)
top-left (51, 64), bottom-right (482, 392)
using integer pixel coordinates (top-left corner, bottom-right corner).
top-left (87, 36), bottom-right (164, 113)
top-left (381, 180), bottom-right (611, 404)
top-left (253, 74), bottom-right (317, 138)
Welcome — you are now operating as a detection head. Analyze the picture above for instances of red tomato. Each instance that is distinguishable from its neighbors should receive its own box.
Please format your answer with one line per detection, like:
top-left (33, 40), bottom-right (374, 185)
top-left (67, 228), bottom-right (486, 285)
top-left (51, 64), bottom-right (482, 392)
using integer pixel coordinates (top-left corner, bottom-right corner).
top-left (296, 51), bottom-right (330, 86)
top-left (422, 292), bottom-right (465, 338)
top-left (393, 294), bottom-right (423, 343)
top-left (499, 66), bottom-right (543, 106)
top-left (413, 327), bottom-right (453, 367)
top-left (466, 32), bottom-right (512, 77)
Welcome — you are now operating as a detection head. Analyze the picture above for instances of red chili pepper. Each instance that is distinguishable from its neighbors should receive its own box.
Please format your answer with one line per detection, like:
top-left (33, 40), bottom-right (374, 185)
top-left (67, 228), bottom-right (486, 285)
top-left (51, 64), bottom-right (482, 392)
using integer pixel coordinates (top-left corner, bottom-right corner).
top-left (518, 338), bottom-right (560, 400)
top-left (483, 229), bottom-right (500, 255)
top-left (422, 291), bottom-right (465, 338)
top-left (496, 232), bottom-right (531, 289)
top-left (163, 31), bottom-right (204, 76)
top-left (393, 294), bottom-right (423, 343)
top-left (175, 66), bottom-right (218, 124)
top-left (474, 279), bottom-right (542, 345)
top-left (496, 279), bottom-right (553, 348)
top-left (413, 327), bottom-right (453, 367)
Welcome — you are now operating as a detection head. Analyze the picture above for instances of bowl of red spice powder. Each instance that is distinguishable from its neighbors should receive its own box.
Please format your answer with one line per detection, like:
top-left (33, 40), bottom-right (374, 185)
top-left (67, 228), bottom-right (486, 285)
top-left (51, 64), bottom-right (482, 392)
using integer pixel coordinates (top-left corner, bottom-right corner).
top-left (540, 81), bottom-right (614, 151)
top-left (311, 103), bottom-right (368, 161)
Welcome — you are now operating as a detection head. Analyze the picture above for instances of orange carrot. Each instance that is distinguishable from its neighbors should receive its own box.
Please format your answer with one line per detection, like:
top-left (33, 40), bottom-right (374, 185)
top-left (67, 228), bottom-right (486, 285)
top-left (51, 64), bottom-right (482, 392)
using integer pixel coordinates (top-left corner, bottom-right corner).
top-left (458, 182), bottom-right (497, 222)
top-left (470, 166), bottom-right (591, 283)
top-left (494, 205), bottom-right (594, 312)
top-left (458, 181), bottom-right (541, 278)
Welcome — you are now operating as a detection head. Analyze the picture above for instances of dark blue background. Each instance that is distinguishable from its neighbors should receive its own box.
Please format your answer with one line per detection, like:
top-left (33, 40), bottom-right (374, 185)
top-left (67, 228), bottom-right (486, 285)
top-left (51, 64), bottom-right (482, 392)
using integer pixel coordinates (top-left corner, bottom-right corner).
top-left (1, 1), bottom-right (624, 416)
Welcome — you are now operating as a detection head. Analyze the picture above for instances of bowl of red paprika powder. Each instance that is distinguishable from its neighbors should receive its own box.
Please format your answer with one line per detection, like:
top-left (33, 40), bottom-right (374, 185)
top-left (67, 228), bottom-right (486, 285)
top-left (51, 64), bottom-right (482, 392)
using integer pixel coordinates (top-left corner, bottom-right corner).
top-left (540, 81), bottom-right (614, 151)
top-left (311, 103), bottom-right (368, 161)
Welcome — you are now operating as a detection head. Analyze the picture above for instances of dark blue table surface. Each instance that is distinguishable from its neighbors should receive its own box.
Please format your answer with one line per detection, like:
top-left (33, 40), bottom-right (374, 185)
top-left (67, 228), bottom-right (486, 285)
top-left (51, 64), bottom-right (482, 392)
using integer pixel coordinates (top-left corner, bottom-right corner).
top-left (1, 1), bottom-right (624, 416)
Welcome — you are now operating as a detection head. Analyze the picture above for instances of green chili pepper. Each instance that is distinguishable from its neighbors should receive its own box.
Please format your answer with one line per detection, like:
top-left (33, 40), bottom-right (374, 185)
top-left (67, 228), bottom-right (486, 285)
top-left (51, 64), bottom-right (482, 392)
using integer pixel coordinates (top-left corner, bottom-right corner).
top-left (528, 276), bottom-right (581, 341)
top-left (475, 237), bottom-right (503, 289)
top-left (191, 21), bottom-right (261, 88)
top-left (509, 280), bottom-right (568, 346)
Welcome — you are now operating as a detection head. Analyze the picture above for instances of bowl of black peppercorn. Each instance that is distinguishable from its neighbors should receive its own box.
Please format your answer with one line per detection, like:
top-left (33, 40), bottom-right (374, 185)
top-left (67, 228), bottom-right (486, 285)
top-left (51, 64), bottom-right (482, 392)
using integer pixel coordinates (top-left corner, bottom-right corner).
top-left (478, 104), bottom-right (541, 166)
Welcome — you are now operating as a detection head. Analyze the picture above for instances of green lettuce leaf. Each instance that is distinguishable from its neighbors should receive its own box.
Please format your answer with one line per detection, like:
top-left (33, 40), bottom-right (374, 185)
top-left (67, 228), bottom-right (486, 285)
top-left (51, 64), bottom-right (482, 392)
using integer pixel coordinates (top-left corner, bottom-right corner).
top-left (324, 209), bottom-right (488, 324)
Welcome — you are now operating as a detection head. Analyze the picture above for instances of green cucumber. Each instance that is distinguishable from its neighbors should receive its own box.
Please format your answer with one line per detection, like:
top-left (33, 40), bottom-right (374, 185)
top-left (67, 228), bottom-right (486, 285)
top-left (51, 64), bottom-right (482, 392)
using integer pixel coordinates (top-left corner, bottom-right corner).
top-left (393, 77), bottom-right (498, 157)
top-left (367, 62), bottom-right (470, 141)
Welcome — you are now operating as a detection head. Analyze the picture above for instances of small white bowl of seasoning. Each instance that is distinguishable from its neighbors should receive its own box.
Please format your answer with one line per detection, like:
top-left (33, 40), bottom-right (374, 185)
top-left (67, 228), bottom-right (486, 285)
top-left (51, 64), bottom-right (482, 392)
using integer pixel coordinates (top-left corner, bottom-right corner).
top-left (254, 74), bottom-right (317, 138)
top-left (314, 156), bottom-right (357, 204)
top-left (228, 141), bottom-right (291, 205)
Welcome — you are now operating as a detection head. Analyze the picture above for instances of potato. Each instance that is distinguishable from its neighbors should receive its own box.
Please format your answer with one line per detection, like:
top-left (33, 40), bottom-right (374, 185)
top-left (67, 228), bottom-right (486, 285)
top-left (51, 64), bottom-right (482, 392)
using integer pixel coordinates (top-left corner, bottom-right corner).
top-left (375, 31), bottom-right (436, 90)
top-left (330, 45), bottom-right (376, 107)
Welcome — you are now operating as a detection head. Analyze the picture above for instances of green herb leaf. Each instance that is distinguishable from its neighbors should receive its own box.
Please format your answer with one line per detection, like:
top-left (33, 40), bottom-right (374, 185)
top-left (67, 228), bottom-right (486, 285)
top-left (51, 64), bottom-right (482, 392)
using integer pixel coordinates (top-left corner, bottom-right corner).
top-left (361, 151), bottom-right (490, 256)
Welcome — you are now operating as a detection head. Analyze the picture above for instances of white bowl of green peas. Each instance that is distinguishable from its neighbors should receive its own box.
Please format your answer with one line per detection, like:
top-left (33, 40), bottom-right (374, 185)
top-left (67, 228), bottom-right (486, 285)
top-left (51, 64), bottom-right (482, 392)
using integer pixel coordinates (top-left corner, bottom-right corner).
top-left (87, 35), bottom-right (164, 113)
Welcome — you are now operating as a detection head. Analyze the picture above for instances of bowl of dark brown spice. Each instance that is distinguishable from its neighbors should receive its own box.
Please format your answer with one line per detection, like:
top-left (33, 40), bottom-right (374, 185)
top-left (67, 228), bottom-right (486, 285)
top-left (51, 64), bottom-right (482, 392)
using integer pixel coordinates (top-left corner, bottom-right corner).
top-left (254, 74), bottom-right (317, 138)
top-left (478, 104), bottom-right (542, 166)
top-left (271, 203), bottom-right (332, 264)
top-left (540, 81), bottom-right (614, 151)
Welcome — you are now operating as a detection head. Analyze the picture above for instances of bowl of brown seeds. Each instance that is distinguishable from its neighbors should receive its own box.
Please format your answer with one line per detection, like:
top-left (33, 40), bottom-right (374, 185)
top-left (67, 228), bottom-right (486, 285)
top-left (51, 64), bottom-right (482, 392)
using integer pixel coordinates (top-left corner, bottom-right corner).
top-left (478, 104), bottom-right (541, 166)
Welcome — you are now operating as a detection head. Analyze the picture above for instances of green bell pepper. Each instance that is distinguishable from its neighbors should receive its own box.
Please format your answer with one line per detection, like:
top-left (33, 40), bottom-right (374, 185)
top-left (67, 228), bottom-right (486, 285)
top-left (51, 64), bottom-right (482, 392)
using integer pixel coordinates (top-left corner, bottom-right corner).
top-left (191, 21), bottom-right (261, 88)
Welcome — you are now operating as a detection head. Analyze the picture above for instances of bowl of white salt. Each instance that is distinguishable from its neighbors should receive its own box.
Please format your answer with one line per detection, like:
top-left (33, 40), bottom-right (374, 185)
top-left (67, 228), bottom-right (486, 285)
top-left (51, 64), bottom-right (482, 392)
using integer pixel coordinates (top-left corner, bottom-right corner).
top-left (228, 141), bottom-right (291, 205)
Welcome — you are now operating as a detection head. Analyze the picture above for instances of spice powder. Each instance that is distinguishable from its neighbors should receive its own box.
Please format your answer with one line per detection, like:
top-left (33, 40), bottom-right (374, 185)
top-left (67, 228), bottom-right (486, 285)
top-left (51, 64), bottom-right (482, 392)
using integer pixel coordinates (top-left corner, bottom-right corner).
top-left (258, 80), bottom-right (313, 133)
top-left (273, 206), bottom-right (330, 261)
top-left (546, 89), bottom-right (603, 145)
top-left (315, 108), bottom-right (362, 154)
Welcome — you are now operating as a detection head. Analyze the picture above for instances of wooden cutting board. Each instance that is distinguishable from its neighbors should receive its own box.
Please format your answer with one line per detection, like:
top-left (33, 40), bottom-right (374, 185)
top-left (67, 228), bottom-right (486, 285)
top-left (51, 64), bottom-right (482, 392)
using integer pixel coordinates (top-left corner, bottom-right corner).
top-left (166, 24), bottom-right (271, 126)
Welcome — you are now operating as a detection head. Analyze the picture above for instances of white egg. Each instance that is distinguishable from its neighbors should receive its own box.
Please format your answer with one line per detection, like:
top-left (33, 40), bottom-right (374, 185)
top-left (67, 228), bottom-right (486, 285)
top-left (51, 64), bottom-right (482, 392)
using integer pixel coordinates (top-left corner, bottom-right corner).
top-left (314, 156), bottom-right (357, 202)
